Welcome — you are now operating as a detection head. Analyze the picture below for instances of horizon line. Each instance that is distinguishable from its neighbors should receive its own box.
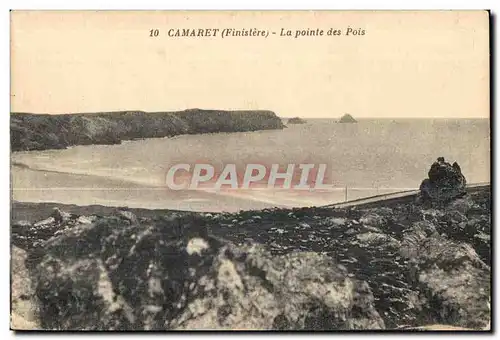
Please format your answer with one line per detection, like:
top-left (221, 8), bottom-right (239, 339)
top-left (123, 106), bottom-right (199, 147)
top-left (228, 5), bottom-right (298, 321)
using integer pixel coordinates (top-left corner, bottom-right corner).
top-left (10, 110), bottom-right (490, 120)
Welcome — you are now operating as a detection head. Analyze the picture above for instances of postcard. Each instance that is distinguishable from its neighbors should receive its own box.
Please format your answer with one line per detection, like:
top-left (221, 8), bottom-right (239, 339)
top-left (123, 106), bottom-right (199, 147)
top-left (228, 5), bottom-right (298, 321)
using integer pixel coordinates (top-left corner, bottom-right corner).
top-left (10, 10), bottom-right (491, 331)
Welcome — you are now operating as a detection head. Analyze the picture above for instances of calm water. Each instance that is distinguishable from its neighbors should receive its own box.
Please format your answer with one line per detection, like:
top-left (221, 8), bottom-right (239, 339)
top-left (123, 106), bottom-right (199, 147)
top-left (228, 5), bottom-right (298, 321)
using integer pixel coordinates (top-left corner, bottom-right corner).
top-left (12, 119), bottom-right (490, 212)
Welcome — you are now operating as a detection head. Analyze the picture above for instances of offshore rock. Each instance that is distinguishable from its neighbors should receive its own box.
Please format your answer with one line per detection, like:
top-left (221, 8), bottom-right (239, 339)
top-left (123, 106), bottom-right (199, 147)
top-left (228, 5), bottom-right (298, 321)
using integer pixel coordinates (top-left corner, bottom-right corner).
top-left (338, 114), bottom-right (357, 123)
top-left (26, 214), bottom-right (384, 330)
top-left (287, 117), bottom-right (307, 124)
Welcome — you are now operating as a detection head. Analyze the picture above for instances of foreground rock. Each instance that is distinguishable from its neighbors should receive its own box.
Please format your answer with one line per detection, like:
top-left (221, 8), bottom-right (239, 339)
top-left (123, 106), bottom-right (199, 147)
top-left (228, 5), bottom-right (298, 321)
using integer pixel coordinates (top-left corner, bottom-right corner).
top-left (25, 214), bottom-right (384, 330)
top-left (11, 187), bottom-right (490, 330)
top-left (12, 208), bottom-right (96, 250)
top-left (209, 190), bottom-right (491, 329)
top-left (11, 246), bottom-right (40, 330)
top-left (401, 222), bottom-right (490, 329)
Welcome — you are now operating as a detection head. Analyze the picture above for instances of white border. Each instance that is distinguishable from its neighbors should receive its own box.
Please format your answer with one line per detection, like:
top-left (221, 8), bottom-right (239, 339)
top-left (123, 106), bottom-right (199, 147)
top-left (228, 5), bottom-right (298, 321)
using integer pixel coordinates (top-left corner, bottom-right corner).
top-left (0, 0), bottom-right (498, 10)
top-left (2, 1), bottom-right (497, 339)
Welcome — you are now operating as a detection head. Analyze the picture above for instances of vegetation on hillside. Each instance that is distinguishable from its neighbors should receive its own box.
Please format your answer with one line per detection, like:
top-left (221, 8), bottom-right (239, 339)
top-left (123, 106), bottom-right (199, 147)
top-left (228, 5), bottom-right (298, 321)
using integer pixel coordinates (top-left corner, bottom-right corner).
top-left (11, 109), bottom-right (285, 151)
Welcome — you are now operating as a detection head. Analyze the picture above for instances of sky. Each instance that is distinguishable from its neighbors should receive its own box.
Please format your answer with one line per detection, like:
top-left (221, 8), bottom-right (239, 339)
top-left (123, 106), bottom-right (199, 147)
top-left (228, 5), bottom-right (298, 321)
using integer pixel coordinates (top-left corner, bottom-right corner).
top-left (10, 10), bottom-right (490, 118)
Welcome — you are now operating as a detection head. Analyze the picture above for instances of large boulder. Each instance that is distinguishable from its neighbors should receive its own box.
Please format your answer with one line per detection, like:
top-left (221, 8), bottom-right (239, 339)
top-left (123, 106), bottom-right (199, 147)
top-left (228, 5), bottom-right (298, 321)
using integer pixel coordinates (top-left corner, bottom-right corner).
top-left (401, 226), bottom-right (490, 330)
top-left (419, 157), bottom-right (466, 203)
top-left (25, 213), bottom-right (384, 331)
top-left (11, 246), bottom-right (40, 330)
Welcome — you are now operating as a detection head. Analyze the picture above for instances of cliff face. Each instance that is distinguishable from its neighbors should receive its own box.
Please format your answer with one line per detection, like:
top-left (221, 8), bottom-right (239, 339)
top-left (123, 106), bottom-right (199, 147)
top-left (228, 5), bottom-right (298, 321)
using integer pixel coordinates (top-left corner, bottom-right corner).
top-left (11, 109), bottom-right (285, 151)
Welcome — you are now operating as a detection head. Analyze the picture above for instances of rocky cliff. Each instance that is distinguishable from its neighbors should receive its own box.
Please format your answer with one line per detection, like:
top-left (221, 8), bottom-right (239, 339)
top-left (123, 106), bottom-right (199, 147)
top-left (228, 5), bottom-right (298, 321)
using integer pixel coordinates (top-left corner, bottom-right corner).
top-left (11, 109), bottom-right (285, 151)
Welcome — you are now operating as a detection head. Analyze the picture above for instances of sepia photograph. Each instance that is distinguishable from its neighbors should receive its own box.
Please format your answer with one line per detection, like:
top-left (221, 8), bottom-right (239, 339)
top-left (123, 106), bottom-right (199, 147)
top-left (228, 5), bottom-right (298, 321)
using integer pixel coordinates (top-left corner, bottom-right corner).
top-left (9, 10), bottom-right (491, 331)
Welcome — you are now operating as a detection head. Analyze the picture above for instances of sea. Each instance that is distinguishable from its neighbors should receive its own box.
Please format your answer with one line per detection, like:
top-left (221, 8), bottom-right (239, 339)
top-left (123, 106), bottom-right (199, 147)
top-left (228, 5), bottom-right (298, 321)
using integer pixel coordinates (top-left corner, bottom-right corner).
top-left (11, 118), bottom-right (490, 212)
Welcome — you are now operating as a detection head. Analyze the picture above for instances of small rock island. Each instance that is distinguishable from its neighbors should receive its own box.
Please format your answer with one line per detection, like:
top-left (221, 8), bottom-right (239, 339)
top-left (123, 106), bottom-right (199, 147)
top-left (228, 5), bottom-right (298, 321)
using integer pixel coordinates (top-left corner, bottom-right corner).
top-left (338, 114), bottom-right (357, 123)
top-left (287, 117), bottom-right (307, 124)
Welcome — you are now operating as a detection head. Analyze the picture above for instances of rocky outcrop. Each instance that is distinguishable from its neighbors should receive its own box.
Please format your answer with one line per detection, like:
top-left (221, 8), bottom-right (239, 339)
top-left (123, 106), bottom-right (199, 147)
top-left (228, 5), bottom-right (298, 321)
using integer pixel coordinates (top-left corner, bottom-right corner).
top-left (22, 213), bottom-right (384, 331)
top-left (287, 117), bottom-right (307, 124)
top-left (338, 114), bottom-right (357, 123)
top-left (419, 157), bottom-right (467, 204)
top-left (11, 246), bottom-right (40, 330)
top-left (11, 187), bottom-right (490, 331)
top-left (401, 224), bottom-right (490, 329)
top-left (12, 208), bottom-right (95, 250)
top-left (11, 109), bottom-right (285, 151)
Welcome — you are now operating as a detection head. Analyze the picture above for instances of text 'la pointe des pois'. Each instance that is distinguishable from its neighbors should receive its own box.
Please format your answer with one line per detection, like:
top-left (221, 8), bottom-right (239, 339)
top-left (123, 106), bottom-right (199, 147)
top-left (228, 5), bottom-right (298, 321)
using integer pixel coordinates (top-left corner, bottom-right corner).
top-left (166, 27), bottom-right (366, 38)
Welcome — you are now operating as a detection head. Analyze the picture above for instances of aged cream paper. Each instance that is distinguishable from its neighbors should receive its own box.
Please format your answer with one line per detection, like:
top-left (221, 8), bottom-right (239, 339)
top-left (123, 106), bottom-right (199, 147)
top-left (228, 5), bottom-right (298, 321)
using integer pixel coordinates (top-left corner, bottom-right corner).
top-left (11, 11), bottom-right (490, 331)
